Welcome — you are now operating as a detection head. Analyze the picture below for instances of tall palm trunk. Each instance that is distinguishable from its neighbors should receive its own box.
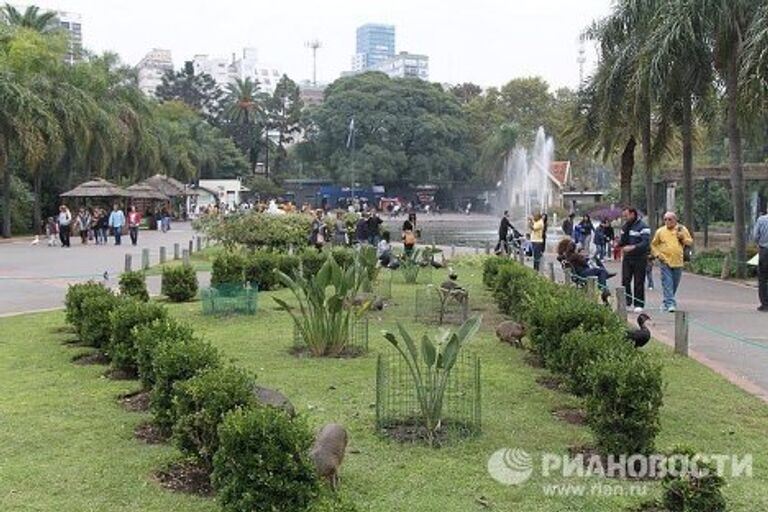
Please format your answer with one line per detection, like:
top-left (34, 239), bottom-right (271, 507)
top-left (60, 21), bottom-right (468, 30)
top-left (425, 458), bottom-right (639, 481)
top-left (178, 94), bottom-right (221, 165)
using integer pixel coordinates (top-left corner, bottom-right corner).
top-left (681, 95), bottom-right (694, 231)
top-left (726, 52), bottom-right (746, 278)
top-left (620, 136), bottom-right (636, 206)
top-left (641, 101), bottom-right (655, 230)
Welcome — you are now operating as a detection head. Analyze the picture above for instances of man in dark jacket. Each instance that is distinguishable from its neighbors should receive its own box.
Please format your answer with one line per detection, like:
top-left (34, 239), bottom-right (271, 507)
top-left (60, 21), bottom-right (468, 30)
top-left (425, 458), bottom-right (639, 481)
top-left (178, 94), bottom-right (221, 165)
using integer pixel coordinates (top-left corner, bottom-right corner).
top-left (495, 210), bottom-right (512, 255)
top-left (562, 213), bottom-right (575, 237)
top-left (618, 207), bottom-right (651, 312)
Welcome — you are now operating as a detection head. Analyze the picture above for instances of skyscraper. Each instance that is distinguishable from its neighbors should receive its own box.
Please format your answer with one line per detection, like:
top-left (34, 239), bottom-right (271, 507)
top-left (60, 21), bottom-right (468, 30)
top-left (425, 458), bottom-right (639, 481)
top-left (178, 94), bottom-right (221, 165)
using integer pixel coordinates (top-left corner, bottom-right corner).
top-left (354, 23), bottom-right (395, 71)
top-left (136, 49), bottom-right (174, 97)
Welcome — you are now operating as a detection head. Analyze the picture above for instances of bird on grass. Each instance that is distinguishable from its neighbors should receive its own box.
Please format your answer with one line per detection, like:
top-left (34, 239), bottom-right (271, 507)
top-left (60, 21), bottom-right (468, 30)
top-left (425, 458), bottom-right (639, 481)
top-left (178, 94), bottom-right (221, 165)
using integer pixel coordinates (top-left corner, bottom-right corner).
top-left (626, 313), bottom-right (651, 348)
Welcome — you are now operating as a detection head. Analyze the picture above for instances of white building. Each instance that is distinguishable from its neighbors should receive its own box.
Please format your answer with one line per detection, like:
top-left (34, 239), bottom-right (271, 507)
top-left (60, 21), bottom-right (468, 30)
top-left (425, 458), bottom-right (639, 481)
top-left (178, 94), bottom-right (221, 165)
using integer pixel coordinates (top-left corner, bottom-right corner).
top-left (136, 49), bottom-right (173, 97)
top-left (13, 5), bottom-right (82, 64)
top-left (372, 51), bottom-right (429, 80)
top-left (193, 179), bottom-right (249, 212)
top-left (192, 48), bottom-right (284, 94)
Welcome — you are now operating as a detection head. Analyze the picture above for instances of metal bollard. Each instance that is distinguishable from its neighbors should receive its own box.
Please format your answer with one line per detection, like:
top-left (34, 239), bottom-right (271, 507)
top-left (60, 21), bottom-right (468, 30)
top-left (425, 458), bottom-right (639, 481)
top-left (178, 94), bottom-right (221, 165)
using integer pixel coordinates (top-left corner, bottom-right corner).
top-left (173, 243), bottom-right (180, 260)
top-left (188, 239), bottom-right (194, 254)
top-left (159, 246), bottom-right (166, 264)
top-left (182, 249), bottom-right (190, 266)
top-left (563, 268), bottom-right (572, 286)
top-left (674, 310), bottom-right (689, 356)
top-left (615, 287), bottom-right (627, 322)
top-left (548, 261), bottom-right (555, 282)
top-left (196, 236), bottom-right (202, 252)
top-left (485, 241), bottom-right (491, 255)
top-left (517, 246), bottom-right (524, 264)
top-left (586, 276), bottom-right (598, 301)
top-left (451, 245), bottom-right (456, 258)
top-left (141, 248), bottom-right (150, 270)
top-left (124, 254), bottom-right (132, 272)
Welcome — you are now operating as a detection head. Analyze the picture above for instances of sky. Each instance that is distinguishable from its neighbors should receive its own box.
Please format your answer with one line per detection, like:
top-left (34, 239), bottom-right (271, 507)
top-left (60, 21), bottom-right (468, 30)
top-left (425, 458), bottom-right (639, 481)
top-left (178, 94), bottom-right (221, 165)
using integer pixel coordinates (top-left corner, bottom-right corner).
top-left (32, 0), bottom-right (613, 90)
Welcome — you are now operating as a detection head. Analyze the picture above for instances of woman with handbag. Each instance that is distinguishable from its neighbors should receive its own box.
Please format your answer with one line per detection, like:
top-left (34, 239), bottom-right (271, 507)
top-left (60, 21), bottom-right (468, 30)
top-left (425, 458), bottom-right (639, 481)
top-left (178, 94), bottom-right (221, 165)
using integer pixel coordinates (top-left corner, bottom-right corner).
top-left (651, 211), bottom-right (693, 312)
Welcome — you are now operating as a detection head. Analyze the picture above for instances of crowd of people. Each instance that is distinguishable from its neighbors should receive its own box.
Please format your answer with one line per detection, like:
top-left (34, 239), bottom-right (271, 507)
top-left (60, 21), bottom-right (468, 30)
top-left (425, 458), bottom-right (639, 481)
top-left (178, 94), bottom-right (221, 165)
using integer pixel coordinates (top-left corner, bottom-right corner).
top-left (43, 204), bottom-right (174, 248)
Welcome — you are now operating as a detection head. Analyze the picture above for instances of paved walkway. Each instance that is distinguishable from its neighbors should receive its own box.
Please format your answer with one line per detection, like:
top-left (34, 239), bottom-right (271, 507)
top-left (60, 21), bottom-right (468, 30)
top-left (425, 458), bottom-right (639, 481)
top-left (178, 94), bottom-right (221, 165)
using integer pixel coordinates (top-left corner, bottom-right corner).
top-left (0, 223), bottom-right (202, 315)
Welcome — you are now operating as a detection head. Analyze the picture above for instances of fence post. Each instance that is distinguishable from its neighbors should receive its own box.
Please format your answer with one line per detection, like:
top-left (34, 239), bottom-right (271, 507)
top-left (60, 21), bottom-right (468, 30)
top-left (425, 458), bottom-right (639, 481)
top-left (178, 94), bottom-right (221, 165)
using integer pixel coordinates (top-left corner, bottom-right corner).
top-left (484, 241), bottom-right (491, 255)
top-left (548, 262), bottom-right (555, 282)
top-left (182, 249), bottom-right (190, 266)
top-left (173, 243), bottom-right (180, 260)
top-left (141, 248), bottom-right (150, 270)
top-left (159, 246), bottom-right (166, 265)
top-left (674, 310), bottom-right (689, 356)
top-left (196, 236), bottom-right (202, 252)
top-left (615, 286), bottom-right (627, 322)
top-left (586, 276), bottom-right (598, 302)
top-left (451, 245), bottom-right (456, 258)
top-left (124, 253), bottom-right (132, 272)
top-left (205, 236), bottom-right (210, 248)
top-left (188, 239), bottom-right (194, 255)
top-left (720, 254), bottom-right (731, 280)
top-left (517, 246), bottom-right (525, 264)
top-left (563, 268), bottom-right (572, 286)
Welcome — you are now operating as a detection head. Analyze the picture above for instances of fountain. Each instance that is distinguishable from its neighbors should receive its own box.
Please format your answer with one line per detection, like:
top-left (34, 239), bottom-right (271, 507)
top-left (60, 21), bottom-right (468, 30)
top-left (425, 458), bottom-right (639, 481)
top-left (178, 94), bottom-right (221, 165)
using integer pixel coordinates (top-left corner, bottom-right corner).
top-left (498, 126), bottom-right (554, 223)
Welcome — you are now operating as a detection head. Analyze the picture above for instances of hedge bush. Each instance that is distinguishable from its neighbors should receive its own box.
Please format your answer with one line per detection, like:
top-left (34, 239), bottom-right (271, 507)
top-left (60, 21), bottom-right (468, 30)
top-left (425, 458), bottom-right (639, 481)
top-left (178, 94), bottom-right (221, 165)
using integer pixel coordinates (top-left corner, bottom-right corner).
top-left (78, 291), bottom-right (121, 348)
top-left (493, 262), bottom-right (558, 322)
top-left (196, 211), bottom-right (314, 250)
top-left (161, 264), bottom-right (198, 302)
top-left (108, 300), bottom-right (168, 374)
top-left (119, 271), bottom-right (149, 301)
top-left (482, 256), bottom-right (509, 289)
top-left (65, 282), bottom-right (109, 336)
top-left (212, 406), bottom-right (319, 512)
top-left (662, 446), bottom-right (727, 512)
top-left (171, 366), bottom-right (256, 469)
top-left (555, 326), bottom-right (633, 396)
top-left (134, 318), bottom-right (196, 389)
top-left (150, 336), bottom-right (220, 433)
top-left (586, 350), bottom-right (664, 455)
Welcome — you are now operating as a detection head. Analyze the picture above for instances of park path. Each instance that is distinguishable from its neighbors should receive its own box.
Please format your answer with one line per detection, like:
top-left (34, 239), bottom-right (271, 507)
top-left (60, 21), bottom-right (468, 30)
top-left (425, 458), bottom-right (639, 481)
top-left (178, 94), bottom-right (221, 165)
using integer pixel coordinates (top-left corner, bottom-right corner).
top-left (0, 223), bottom-right (204, 316)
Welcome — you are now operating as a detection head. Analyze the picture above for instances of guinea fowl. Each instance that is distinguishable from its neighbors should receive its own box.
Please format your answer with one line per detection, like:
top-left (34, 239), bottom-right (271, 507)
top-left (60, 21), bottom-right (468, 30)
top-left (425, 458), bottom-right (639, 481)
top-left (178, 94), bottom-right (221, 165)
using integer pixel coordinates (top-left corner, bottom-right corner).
top-left (626, 313), bottom-right (651, 348)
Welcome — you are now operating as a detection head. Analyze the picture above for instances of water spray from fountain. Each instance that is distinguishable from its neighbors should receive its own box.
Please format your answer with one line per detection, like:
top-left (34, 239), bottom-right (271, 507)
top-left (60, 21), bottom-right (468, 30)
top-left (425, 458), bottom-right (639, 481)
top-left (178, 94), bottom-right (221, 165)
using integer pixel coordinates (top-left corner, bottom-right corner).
top-left (498, 126), bottom-right (554, 224)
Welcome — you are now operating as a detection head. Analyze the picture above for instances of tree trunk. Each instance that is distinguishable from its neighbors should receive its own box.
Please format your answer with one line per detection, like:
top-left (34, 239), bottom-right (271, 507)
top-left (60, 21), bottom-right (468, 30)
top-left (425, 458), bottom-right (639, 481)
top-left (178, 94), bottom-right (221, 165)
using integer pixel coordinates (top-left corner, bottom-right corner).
top-left (681, 95), bottom-right (694, 231)
top-left (33, 171), bottom-right (42, 235)
top-left (1, 161), bottom-right (10, 238)
top-left (641, 101), bottom-right (655, 231)
top-left (726, 52), bottom-right (746, 278)
top-left (620, 136), bottom-right (636, 206)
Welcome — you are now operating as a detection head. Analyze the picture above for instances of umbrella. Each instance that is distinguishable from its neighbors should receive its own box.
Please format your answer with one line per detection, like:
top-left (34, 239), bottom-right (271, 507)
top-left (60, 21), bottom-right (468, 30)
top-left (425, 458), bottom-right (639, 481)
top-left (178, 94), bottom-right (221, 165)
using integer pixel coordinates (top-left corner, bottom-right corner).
top-left (126, 183), bottom-right (169, 201)
top-left (60, 178), bottom-right (130, 198)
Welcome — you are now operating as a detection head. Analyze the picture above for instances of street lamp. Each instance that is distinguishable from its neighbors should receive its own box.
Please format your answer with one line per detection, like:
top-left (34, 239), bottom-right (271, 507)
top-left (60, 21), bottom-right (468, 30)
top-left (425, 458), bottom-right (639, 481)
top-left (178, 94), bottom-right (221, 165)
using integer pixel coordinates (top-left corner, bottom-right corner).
top-left (346, 117), bottom-right (356, 203)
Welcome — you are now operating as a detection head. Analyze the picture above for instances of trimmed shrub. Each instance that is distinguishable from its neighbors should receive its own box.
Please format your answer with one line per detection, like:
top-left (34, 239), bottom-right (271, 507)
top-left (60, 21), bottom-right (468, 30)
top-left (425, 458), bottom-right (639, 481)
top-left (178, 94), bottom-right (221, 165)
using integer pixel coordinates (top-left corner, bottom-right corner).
top-left (161, 264), bottom-right (198, 302)
top-left (482, 256), bottom-right (511, 289)
top-left (119, 271), bottom-right (149, 301)
top-left (554, 326), bottom-right (634, 396)
top-left (78, 290), bottom-right (120, 348)
top-left (212, 406), bottom-right (320, 512)
top-left (300, 248), bottom-right (326, 279)
top-left (586, 350), bottom-right (664, 455)
top-left (244, 251), bottom-right (285, 291)
top-left (492, 262), bottom-right (558, 322)
top-left (211, 251), bottom-right (248, 287)
top-left (662, 446), bottom-right (727, 512)
top-left (65, 281), bottom-right (109, 335)
top-left (150, 337), bottom-right (220, 433)
top-left (108, 300), bottom-right (168, 374)
top-left (134, 318), bottom-right (196, 389)
top-left (197, 211), bottom-right (314, 250)
top-left (171, 366), bottom-right (256, 469)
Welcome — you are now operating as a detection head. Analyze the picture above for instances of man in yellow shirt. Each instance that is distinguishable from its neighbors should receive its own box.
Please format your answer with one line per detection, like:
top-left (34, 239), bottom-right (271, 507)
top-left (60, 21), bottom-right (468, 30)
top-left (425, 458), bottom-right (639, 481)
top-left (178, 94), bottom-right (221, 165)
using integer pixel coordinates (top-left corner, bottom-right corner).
top-left (529, 213), bottom-right (545, 271)
top-left (651, 212), bottom-right (693, 312)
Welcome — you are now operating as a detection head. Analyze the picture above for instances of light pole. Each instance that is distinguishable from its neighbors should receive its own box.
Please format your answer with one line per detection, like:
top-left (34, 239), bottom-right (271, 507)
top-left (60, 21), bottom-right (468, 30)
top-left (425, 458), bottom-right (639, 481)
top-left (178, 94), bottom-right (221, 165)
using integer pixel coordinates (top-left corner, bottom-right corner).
top-left (304, 39), bottom-right (322, 87)
top-left (346, 117), bottom-right (356, 203)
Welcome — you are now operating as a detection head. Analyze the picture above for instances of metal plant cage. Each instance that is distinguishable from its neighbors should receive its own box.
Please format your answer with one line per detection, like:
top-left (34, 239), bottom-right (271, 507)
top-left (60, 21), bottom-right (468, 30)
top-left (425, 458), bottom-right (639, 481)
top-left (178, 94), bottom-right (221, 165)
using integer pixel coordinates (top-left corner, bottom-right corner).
top-left (414, 285), bottom-right (470, 325)
top-left (375, 348), bottom-right (482, 442)
top-left (373, 269), bottom-right (393, 299)
top-left (292, 316), bottom-right (370, 354)
top-left (201, 283), bottom-right (258, 315)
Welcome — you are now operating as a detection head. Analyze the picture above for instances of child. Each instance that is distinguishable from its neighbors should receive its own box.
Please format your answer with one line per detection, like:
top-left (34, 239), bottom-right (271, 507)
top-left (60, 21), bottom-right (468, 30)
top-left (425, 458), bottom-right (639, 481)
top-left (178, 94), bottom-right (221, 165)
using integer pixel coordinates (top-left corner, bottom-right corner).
top-left (45, 216), bottom-right (58, 246)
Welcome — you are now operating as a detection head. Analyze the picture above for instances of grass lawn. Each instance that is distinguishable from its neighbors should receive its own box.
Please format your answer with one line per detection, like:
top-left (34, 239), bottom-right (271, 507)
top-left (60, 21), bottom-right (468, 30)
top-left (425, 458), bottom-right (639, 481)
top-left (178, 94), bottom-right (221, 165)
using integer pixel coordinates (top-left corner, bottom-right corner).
top-left (1, 261), bottom-right (767, 511)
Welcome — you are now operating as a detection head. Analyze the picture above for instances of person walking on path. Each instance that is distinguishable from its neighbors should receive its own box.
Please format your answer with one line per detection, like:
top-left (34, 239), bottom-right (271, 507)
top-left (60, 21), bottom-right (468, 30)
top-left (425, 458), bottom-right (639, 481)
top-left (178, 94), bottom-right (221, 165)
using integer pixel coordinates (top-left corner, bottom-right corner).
top-left (57, 205), bottom-right (72, 248)
top-left (579, 214), bottom-right (594, 255)
top-left (529, 213), bottom-right (545, 271)
top-left (108, 204), bottom-right (125, 246)
top-left (618, 206), bottom-right (651, 312)
top-left (127, 206), bottom-right (142, 246)
top-left (561, 213), bottom-right (575, 237)
top-left (495, 210), bottom-right (512, 255)
top-left (76, 207), bottom-right (91, 245)
top-left (754, 208), bottom-right (768, 312)
top-left (355, 213), bottom-right (369, 246)
top-left (651, 212), bottom-right (693, 312)
top-left (367, 210), bottom-right (383, 246)
top-left (309, 210), bottom-right (327, 251)
top-left (333, 211), bottom-right (347, 246)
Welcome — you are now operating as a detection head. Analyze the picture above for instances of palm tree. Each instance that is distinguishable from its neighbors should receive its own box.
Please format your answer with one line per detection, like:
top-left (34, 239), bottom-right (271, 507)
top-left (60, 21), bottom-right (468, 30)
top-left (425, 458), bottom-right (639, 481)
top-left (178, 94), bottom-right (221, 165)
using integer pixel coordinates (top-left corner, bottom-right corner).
top-left (476, 122), bottom-right (518, 184)
top-left (742, 2), bottom-right (768, 94)
top-left (1, 4), bottom-right (59, 32)
top-left (223, 77), bottom-right (264, 173)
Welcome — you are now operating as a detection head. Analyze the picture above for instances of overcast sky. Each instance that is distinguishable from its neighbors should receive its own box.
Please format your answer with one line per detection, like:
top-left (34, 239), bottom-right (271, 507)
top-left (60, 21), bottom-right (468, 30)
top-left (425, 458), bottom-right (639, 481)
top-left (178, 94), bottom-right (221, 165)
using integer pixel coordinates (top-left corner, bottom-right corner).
top-left (33, 0), bottom-right (612, 90)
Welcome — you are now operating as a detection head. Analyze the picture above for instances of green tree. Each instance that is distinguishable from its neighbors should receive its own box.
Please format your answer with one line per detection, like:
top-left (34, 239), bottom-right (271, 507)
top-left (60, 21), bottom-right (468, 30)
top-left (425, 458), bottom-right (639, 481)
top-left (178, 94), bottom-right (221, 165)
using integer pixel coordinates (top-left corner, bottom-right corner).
top-left (265, 75), bottom-right (303, 176)
top-left (156, 62), bottom-right (223, 123)
top-left (499, 77), bottom-right (554, 144)
top-left (449, 82), bottom-right (482, 105)
top-left (1, 4), bottom-right (59, 32)
top-left (221, 77), bottom-right (265, 174)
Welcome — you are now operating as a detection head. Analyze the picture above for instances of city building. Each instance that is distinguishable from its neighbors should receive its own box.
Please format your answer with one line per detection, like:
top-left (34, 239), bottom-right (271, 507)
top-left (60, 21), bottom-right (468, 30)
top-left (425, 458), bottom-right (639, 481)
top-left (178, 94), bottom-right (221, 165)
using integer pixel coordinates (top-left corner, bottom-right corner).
top-left (136, 49), bottom-right (173, 97)
top-left (57, 10), bottom-right (82, 64)
top-left (298, 81), bottom-right (326, 107)
top-left (372, 51), bottom-right (429, 80)
top-left (192, 48), bottom-right (283, 94)
top-left (354, 23), bottom-right (395, 71)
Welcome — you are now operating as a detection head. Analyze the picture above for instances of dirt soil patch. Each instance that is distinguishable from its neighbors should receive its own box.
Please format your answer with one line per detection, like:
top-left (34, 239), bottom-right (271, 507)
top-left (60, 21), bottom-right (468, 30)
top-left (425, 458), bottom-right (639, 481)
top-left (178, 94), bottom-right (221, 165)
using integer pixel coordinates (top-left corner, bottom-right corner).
top-left (536, 375), bottom-right (565, 391)
top-left (552, 407), bottom-right (587, 426)
top-left (523, 353), bottom-right (545, 368)
top-left (153, 461), bottom-right (213, 496)
top-left (105, 368), bottom-right (138, 381)
top-left (289, 345), bottom-right (366, 359)
top-left (379, 419), bottom-right (477, 447)
top-left (72, 352), bottom-right (110, 365)
top-left (135, 421), bottom-right (168, 444)
top-left (120, 390), bottom-right (150, 412)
